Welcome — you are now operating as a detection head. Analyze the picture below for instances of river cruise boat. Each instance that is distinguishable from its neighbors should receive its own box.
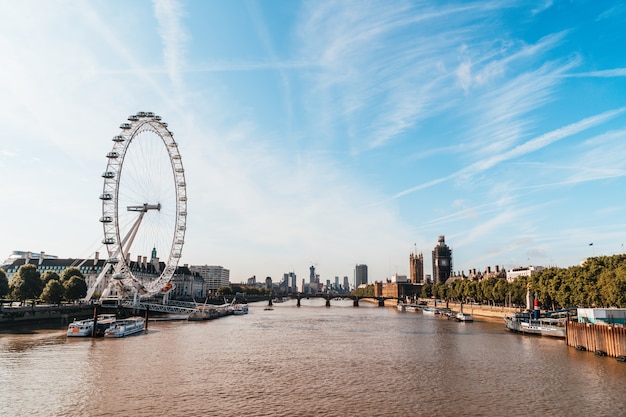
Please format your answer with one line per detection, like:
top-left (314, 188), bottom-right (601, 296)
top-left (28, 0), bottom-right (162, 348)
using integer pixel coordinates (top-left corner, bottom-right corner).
top-left (67, 314), bottom-right (117, 337)
top-left (233, 304), bottom-right (249, 315)
top-left (504, 312), bottom-right (566, 338)
top-left (422, 308), bottom-right (438, 315)
top-left (104, 316), bottom-right (145, 338)
top-left (405, 304), bottom-right (420, 312)
top-left (67, 318), bottom-right (94, 337)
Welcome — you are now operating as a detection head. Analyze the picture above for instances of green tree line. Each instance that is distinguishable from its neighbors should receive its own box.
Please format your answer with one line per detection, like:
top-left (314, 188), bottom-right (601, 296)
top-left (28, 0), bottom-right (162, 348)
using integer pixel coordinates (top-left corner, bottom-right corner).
top-left (419, 254), bottom-right (626, 309)
top-left (0, 265), bottom-right (87, 304)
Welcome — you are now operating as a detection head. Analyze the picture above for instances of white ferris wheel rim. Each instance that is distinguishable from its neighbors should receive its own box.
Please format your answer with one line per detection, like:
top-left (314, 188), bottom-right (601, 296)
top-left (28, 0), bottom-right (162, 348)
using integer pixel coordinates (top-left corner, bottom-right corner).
top-left (99, 112), bottom-right (187, 298)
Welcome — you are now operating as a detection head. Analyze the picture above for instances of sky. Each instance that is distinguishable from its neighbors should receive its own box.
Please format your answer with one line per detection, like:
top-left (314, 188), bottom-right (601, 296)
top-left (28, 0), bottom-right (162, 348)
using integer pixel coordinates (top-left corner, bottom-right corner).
top-left (1, 0), bottom-right (626, 286)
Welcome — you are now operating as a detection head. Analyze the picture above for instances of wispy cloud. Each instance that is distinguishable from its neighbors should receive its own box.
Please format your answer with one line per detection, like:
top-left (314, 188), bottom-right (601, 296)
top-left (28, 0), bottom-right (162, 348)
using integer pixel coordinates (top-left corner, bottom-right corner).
top-left (565, 68), bottom-right (626, 78)
top-left (531, 0), bottom-right (553, 15)
top-left (296, 1), bottom-right (523, 151)
top-left (153, 0), bottom-right (189, 101)
top-left (464, 106), bottom-right (626, 174)
top-left (393, 106), bottom-right (626, 199)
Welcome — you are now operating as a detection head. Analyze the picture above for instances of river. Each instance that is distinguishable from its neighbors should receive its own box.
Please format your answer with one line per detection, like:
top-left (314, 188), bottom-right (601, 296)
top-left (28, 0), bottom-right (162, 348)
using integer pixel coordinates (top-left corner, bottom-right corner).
top-left (1, 299), bottom-right (625, 416)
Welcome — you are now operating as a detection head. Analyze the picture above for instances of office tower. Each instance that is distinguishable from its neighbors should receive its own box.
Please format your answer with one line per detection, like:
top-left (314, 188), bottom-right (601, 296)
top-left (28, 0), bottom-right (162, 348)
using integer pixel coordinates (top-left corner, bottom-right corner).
top-left (355, 264), bottom-right (368, 287)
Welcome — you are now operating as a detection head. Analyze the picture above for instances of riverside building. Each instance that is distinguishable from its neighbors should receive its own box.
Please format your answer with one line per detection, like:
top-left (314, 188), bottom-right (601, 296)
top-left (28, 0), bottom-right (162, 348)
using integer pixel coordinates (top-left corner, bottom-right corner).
top-left (432, 236), bottom-right (452, 284)
top-left (189, 265), bottom-right (230, 294)
top-left (409, 251), bottom-right (424, 284)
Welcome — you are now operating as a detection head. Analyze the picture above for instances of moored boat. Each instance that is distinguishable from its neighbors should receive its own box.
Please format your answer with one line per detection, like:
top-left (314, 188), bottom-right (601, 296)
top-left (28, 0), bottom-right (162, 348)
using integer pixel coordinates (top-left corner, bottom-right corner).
top-left (504, 312), bottom-right (566, 338)
top-left (405, 304), bottom-right (420, 312)
top-left (423, 308), bottom-right (437, 315)
top-left (188, 306), bottom-right (217, 321)
top-left (233, 304), bottom-right (249, 315)
top-left (67, 314), bottom-right (117, 337)
top-left (104, 316), bottom-right (145, 338)
top-left (67, 318), bottom-right (94, 337)
top-left (456, 312), bottom-right (474, 322)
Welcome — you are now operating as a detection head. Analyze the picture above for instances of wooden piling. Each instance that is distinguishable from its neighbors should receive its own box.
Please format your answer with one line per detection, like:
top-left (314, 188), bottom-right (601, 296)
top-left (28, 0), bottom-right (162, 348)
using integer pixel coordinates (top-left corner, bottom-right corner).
top-left (566, 321), bottom-right (626, 358)
top-left (91, 306), bottom-right (98, 338)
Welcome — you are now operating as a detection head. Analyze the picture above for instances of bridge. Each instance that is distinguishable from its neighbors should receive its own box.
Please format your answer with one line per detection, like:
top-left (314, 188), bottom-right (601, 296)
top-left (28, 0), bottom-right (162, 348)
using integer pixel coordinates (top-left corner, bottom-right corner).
top-left (268, 294), bottom-right (401, 307)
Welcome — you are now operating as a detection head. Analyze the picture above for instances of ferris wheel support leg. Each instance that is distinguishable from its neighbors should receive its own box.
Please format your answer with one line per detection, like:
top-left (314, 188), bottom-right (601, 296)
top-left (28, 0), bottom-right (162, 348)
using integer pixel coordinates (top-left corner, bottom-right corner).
top-left (119, 211), bottom-right (146, 258)
top-left (83, 264), bottom-right (111, 302)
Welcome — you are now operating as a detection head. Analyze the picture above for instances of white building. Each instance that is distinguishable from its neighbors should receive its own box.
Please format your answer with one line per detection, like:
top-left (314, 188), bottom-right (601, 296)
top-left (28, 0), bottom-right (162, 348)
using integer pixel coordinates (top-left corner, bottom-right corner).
top-left (506, 265), bottom-right (545, 282)
top-left (189, 265), bottom-right (230, 293)
top-left (389, 273), bottom-right (408, 283)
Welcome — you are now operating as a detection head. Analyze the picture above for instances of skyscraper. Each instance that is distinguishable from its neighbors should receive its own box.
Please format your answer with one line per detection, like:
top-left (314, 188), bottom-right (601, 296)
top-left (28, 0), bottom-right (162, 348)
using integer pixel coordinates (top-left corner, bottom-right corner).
top-left (355, 264), bottom-right (368, 287)
top-left (409, 251), bottom-right (424, 284)
top-left (432, 235), bottom-right (452, 284)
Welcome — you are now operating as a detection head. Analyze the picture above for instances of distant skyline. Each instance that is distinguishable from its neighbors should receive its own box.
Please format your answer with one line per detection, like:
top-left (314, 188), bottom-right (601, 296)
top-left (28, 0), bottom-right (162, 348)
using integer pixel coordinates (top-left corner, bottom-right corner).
top-left (1, 1), bottom-right (626, 283)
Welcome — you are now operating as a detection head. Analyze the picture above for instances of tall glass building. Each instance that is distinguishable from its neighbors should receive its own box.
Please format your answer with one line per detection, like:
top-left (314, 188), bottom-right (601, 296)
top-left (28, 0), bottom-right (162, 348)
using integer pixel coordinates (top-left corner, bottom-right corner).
top-left (355, 264), bottom-right (368, 287)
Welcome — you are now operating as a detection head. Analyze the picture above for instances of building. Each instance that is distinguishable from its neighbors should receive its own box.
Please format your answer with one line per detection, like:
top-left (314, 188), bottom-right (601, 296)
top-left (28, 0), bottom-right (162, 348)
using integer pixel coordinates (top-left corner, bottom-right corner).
top-left (2, 250), bottom-right (58, 266)
top-left (189, 265), bottom-right (230, 293)
top-left (170, 265), bottom-right (204, 299)
top-left (432, 236), bottom-right (452, 284)
top-left (355, 264), bottom-right (368, 287)
top-left (578, 308), bottom-right (626, 325)
top-left (374, 280), bottom-right (422, 300)
top-left (409, 252), bottom-right (424, 284)
top-left (506, 265), bottom-right (545, 282)
top-left (343, 276), bottom-right (350, 291)
top-left (289, 272), bottom-right (297, 292)
top-left (2, 250), bottom-right (199, 300)
top-left (389, 273), bottom-right (408, 283)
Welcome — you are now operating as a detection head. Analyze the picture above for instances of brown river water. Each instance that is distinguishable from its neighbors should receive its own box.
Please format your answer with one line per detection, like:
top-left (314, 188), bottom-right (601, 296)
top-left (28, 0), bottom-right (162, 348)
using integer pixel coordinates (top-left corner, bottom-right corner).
top-left (1, 298), bottom-right (625, 417)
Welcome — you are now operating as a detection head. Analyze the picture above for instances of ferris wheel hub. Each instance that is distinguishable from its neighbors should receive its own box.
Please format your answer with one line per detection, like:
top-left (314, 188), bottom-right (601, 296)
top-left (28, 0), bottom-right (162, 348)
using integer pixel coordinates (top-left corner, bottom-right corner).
top-left (127, 203), bottom-right (161, 212)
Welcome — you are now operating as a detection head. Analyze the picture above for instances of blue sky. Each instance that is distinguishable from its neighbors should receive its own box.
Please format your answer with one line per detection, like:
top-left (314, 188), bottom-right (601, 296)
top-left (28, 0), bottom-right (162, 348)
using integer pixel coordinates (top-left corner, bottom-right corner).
top-left (1, 0), bottom-right (626, 285)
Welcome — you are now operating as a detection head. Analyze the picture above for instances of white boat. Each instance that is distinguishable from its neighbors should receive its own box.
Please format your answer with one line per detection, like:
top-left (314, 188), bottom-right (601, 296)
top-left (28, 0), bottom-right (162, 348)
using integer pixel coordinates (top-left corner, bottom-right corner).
top-left (423, 308), bottom-right (441, 315)
top-left (456, 312), bottom-right (474, 322)
top-left (504, 312), bottom-right (566, 338)
top-left (67, 318), bottom-right (94, 337)
top-left (67, 314), bottom-right (117, 337)
top-left (104, 316), bottom-right (145, 338)
top-left (397, 303), bottom-right (406, 312)
top-left (233, 304), bottom-right (249, 315)
top-left (405, 305), bottom-right (419, 312)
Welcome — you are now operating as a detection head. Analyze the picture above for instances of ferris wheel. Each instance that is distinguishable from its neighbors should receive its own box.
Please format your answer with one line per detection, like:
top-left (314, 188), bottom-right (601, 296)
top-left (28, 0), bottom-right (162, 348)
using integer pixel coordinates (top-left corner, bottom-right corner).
top-left (85, 112), bottom-right (187, 302)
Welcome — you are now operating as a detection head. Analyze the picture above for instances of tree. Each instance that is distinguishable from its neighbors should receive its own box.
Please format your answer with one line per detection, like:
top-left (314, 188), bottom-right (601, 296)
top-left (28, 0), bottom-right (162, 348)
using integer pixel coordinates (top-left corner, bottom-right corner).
top-left (420, 284), bottom-right (432, 299)
top-left (60, 266), bottom-right (84, 283)
top-left (9, 264), bottom-right (43, 303)
top-left (598, 266), bottom-right (626, 307)
top-left (217, 286), bottom-right (232, 295)
top-left (41, 280), bottom-right (64, 304)
top-left (0, 268), bottom-right (9, 298)
top-left (63, 276), bottom-right (87, 302)
top-left (492, 279), bottom-right (509, 305)
top-left (41, 270), bottom-right (61, 285)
